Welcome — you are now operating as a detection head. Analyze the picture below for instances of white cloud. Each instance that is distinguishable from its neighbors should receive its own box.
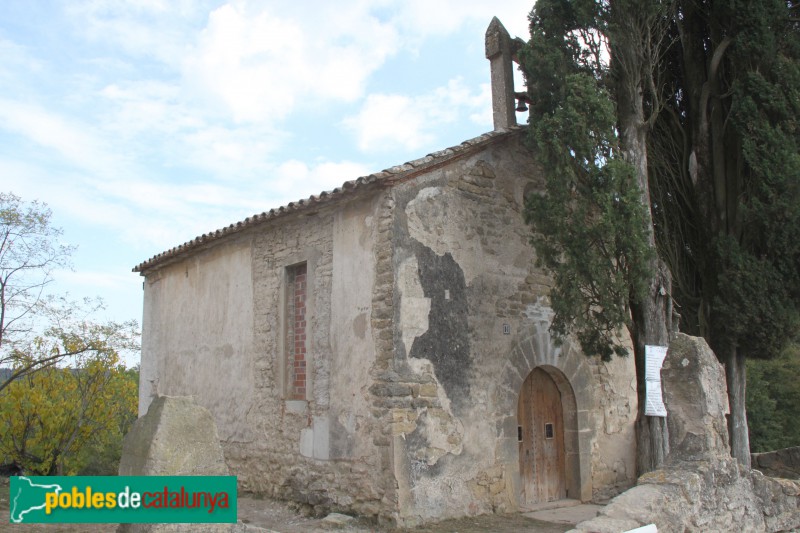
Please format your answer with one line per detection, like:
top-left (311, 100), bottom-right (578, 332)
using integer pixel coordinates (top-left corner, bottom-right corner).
top-left (34, 154), bottom-right (373, 253)
top-left (66, 0), bottom-right (205, 65)
top-left (0, 38), bottom-right (44, 79)
top-left (182, 1), bottom-right (400, 124)
top-left (0, 4), bottom-right (527, 244)
top-left (391, 0), bottom-right (532, 40)
top-left (99, 81), bottom-right (187, 135)
top-left (97, 79), bottom-right (287, 179)
top-left (272, 159), bottom-right (373, 201)
top-left (343, 94), bottom-right (430, 152)
top-left (469, 83), bottom-right (493, 126)
top-left (173, 124), bottom-right (284, 178)
top-left (0, 0), bottom-right (538, 331)
top-left (0, 98), bottom-right (122, 177)
top-left (54, 0), bottom-right (527, 178)
top-left (343, 77), bottom-right (490, 152)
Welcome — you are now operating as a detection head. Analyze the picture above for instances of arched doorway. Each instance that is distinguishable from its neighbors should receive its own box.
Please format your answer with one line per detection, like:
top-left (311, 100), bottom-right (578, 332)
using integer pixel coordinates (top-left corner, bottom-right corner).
top-left (517, 366), bottom-right (577, 505)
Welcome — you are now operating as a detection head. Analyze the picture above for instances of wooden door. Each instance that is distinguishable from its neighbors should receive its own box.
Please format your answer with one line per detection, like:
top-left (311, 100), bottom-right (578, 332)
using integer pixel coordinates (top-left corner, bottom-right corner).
top-left (518, 368), bottom-right (566, 505)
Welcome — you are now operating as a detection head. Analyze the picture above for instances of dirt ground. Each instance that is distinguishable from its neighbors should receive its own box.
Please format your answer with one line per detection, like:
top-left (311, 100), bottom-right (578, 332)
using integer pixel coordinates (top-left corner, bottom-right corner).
top-left (0, 481), bottom-right (571, 533)
top-left (234, 494), bottom-right (571, 533)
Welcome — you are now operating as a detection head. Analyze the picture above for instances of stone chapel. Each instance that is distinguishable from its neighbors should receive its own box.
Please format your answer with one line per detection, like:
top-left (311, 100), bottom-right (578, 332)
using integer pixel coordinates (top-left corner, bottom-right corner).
top-left (134, 18), bottom-right (639, 525)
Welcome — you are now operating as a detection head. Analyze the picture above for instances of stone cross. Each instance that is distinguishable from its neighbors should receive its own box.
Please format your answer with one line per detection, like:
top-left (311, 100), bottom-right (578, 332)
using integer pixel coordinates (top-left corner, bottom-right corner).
top-left (485, 17), bottom-right (516, 131)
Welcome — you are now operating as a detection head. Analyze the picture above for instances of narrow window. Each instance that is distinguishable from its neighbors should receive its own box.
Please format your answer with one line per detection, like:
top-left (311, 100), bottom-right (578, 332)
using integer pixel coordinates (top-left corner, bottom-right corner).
top-left (286, 263), bottom-right (308, 400)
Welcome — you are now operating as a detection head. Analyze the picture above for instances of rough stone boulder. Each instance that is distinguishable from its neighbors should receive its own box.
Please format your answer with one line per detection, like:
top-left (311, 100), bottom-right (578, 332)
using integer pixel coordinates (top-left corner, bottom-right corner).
top-left (568, 334), bottom-right (800, 533)
top-left (661, 333), bottom-right (730, 461)
top-left (118, 396), bottom-right (267, 533)
top-left (119, 395), bottom-right (228, 477)
top-left (752, 447), bottom-right (800, 480)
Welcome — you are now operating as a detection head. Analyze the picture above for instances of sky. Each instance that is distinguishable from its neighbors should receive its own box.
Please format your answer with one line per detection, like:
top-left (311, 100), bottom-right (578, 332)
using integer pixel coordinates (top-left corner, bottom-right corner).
top-left (0, 1), bottom-right (532, 364)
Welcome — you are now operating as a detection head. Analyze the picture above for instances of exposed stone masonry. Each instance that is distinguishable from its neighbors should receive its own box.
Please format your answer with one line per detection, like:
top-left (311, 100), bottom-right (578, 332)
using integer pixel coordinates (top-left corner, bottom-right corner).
top-left (370, 134), bottom-right (637, 524)
top-left (368, 191), bottom-right (401, 519)
top-left (132, 15), bottom-right (649, 526)
top-left (752, 447), bottom-right (800, 480)
top-left (137, 128), bottom-right (640, 525)
top-left (222, 204), bottom-right (385, 518)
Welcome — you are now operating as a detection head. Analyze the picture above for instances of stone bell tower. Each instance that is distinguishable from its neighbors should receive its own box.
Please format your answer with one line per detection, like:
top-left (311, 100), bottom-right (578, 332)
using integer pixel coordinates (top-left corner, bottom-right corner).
top-left (485, 17), bottom-right (526, 131)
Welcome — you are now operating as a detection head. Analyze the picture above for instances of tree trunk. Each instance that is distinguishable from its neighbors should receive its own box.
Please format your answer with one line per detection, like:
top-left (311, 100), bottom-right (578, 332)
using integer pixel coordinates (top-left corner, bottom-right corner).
top-left (612, 5), bottom-right (673, 472)
top-left (723, 347), bottom-right (751, 467)
top-left (630, 262), bottom-right (672, 475)
top-left (677, 3), bottom-right (752, 466)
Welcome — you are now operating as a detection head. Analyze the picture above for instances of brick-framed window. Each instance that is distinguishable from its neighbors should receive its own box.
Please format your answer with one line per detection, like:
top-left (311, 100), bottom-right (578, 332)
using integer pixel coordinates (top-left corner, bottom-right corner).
top-left (285, 263), bottom-right (307, 400)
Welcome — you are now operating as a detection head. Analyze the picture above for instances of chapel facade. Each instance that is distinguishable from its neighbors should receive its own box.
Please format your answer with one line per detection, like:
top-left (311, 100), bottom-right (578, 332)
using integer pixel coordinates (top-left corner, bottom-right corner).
top-left (134, 18), bottom-right (638, 525)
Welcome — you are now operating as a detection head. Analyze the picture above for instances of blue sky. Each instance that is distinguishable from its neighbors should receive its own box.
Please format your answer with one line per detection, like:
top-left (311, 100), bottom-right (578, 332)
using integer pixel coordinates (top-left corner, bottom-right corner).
top-left (0, 1), bottom-right (532, 364)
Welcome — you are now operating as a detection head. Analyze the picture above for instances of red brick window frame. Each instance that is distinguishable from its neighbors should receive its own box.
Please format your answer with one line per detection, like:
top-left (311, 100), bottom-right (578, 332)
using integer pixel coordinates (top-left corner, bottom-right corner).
top-left (285, 262), bottom-right (308, 400)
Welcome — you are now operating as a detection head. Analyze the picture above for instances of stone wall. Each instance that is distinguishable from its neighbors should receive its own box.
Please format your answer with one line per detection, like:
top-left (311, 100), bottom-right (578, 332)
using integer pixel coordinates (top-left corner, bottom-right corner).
top-left (380, 131), bottom-right (638, 525)
top-left (224, 192), bottom-right (388, 517)
top-left (569, 334), bottom-right (800, 533)
top-left (368, 192), bottom-right (402, 517)
top-left (585, 351), bottom-right (638, 502)
top-left (752, 447), bottom-right (800, 480)
top-left (139, 130), bottom-right (640, 525)
top-left (141, 191), bottom-right (390, 518)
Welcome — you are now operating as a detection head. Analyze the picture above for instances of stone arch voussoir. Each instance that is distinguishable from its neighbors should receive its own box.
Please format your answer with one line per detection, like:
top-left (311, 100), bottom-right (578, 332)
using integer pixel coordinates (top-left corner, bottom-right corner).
top-left (498, 322), bottom-right (595, 502)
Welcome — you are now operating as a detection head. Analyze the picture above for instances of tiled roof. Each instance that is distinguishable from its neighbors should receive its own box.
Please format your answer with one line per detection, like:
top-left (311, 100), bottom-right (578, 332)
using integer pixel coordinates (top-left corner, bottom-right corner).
top-left (133, 127), bottom-right (523, 274)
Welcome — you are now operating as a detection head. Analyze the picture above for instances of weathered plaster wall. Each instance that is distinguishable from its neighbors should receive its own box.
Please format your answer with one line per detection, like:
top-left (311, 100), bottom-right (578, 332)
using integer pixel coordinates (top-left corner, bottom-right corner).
top-left (381, 132), bottom-right (638, 524)
top-left (141, 192), bottom-right (390, 517)
top-left (586, 350), bottom-right (639, 502)
top-left (224, 194), bottom-right (387, 516)
top-left (139, 236), bottom-right (256, 442)
top-left (327, 196), bottom-right (379, 461)
top-left (139, 132), bottom-right (639, 525)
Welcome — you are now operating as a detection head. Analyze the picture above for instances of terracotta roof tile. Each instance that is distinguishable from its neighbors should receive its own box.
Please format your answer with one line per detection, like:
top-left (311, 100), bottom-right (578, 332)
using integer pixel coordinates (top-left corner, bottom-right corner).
top-left (133, 127), bottom-right (522, 273)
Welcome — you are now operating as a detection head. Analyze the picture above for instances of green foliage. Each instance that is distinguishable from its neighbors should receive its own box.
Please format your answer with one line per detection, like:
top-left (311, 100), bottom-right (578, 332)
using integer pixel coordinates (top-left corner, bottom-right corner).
top-left (0, 350), bottom-right (138, 475)
top-left (747, 344), bottom-right (800, 452)
top-left (712, 238), bottom-right (799, 359)
top-left (647, 0), bottom-right (800, 361)
top-left (520, 0), bottom-right (654, 360)
top-left (0, 192), bottom-right (140, 474)
top-left (0, 192), bottom-right (140, 392)
top-left (520, 0), bottom-right (799, 463)
top-left (523, 0), bottom-right (800, 364)
top-left (78, 365), bottom-right (139, 475)
top-left (709, 0), bottom-right (800, 358)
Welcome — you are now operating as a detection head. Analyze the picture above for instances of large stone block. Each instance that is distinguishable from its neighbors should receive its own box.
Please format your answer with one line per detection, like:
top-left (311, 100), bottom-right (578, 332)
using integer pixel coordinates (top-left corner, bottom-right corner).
top-left (751, 446), bottom-right (800, 480)
top-left (568, 335), bottom-right (800, 533)
top-left (662, 333), bottom-right (730, 461)
top-left (117, 395), bottom-right (235, 533)
top-left (119, 395), bottom-right (229, 477)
